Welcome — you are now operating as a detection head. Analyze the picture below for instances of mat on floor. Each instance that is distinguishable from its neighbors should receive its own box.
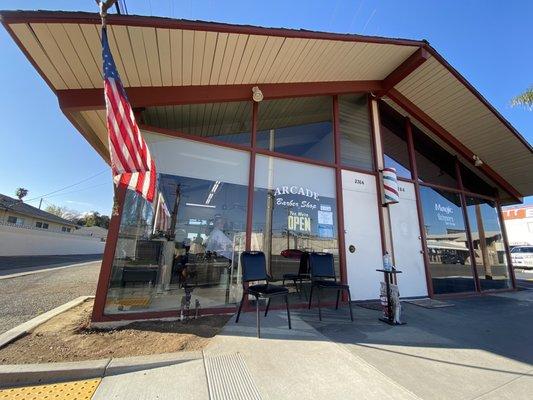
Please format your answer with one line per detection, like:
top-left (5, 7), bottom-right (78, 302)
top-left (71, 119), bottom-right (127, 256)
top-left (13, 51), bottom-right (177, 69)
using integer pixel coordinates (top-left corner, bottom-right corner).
top-left (403, 298), bottom-right (454, 308)
top-left (356, 301), bottom-right (383, 311)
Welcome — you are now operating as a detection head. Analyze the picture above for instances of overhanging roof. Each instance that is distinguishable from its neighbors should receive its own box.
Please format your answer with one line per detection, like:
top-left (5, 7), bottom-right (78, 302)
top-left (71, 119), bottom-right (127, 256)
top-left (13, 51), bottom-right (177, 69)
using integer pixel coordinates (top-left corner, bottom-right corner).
top-left (1, 10), bottom-right (531, 204)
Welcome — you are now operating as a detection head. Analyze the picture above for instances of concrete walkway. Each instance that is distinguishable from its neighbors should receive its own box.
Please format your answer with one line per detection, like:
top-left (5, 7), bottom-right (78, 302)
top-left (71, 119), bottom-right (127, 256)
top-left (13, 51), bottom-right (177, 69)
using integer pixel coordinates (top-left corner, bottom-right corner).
top-left (90, 290), bottom-right (533, 399)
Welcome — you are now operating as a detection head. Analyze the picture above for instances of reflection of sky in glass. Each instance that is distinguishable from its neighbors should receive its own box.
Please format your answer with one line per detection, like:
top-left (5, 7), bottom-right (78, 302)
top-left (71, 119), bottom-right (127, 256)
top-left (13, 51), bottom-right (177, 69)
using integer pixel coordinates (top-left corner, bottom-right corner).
top-left (420, 186), bottom-right (465, 235)
top-left (256, 122), bottom-right (333, 163)
top-left (466, 200), bottom-right (501, 233)
top-left (384, 155), bottom-right (411, 179)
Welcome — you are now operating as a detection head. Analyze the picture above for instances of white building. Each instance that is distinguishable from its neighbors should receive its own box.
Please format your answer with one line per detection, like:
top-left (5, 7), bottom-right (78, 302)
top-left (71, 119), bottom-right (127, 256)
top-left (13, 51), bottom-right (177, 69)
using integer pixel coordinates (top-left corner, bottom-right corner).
top-left (502, 205), bottom-right (533, 246)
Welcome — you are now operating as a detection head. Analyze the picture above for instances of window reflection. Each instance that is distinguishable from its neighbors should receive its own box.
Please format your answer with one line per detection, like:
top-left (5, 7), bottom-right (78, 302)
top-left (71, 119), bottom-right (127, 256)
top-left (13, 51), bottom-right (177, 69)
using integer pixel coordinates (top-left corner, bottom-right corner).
top-left (465, 197), bottom-right (511, 290)
top-left (252, 155), bottom-right (339, 301)
top-left (420, 186), bottom-right (476, 294)
top-left (141, 101), bottom-right (252, 146)
top-left (380, 103), bottom-right (412, 179)
top-left (256, 96), bottom-right (334, 163)
top-left (413, 126), bottom-right (458, 188)
top-left (339, 94), bottom-right (373, 170)
top-left (105, 136), bottom-right (249, 314)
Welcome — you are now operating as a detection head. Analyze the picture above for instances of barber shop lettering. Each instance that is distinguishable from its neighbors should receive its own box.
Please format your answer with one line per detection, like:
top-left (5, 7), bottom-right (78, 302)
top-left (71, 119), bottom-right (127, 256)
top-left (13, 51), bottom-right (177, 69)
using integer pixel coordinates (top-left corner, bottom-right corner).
top-left (274, 186), bottom-right (319, 200)
top-left (274, 186), bottom-right (320, 210)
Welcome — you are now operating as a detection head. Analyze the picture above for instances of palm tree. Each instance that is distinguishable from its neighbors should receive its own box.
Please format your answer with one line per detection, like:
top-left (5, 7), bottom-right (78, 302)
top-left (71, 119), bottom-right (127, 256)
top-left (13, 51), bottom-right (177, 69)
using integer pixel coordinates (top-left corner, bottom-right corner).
top-left (511, 87), bottom-right (533, 110)
top-left (15, 188), bottom-right (28, 201)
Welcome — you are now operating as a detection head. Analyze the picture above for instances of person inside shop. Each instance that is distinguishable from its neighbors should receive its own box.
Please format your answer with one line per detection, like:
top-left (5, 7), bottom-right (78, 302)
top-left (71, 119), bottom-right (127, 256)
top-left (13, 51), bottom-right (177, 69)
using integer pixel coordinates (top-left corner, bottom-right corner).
top-left (205, 215), bottom-right (234, 303)
top-left (205, 215), bottom-right (233, 259)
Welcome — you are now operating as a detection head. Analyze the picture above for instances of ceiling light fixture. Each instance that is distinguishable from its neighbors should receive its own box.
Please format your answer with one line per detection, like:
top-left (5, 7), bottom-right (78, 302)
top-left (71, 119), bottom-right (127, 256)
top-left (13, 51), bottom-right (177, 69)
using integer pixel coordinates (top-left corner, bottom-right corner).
top-left (252, 86), bottom-right (263, 102)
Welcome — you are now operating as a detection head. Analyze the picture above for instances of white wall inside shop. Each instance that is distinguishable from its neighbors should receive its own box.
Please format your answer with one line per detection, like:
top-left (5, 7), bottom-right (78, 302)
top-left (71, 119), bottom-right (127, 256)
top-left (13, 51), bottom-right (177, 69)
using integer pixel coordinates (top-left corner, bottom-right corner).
top-left (0, 224), bottom-right (105, 256)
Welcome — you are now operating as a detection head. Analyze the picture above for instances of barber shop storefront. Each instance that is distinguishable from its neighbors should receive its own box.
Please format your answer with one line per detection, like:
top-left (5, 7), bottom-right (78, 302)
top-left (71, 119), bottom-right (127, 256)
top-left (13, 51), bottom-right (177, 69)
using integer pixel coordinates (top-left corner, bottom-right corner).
top-left (3, 11), bottom-right (531, 322)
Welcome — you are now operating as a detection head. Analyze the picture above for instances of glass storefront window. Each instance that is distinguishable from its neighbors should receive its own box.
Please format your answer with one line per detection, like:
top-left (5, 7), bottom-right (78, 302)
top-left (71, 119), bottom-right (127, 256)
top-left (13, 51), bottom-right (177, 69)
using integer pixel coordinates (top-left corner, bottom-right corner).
top-left (252, 155), bottom-right (339, 301)
top-left (465, 196), bottom-right (511, 290)
top-left (141, 101), bottom-right (252, 146)
top-left (104, 134), bottom-right (249, 314)
top-left (413, 126), bottom-right (458, 188)
top-left (256, 96), bottom-right (334, 163)
top-left (419, 185), bottom-right (476, 294)
top-left (339, 94), bottom-right (373, 170)
top-left (460, 165), bottom-right (496, 197)
top-left (380, 103), bottom-right (412, 179)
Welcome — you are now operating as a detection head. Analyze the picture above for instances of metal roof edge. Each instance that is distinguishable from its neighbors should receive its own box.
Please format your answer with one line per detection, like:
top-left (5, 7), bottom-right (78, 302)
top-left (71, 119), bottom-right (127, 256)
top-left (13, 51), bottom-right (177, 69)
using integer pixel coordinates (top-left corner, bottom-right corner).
top-left (0, 9), bottom-right (425, 47)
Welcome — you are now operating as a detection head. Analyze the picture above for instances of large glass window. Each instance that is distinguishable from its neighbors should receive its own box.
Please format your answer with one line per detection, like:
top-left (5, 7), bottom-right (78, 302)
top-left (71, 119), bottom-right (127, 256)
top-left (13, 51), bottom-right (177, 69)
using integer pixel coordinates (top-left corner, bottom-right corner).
top-left (251, 155), bottom-right (339, 301)
top-left (142, 101), bottom-right (252, 146)
top-left (339, 94), bottom-right (373, 170)
top-left (460, 165), bottom-right (496, 197)
top-left (413, 126), bottom-right (458, 188)
top-left (465, 196), bottom-right (511, 290)
top-left (420, 185), bottom-right (476, 294)
top-left (380, 103), bottom-right (412, 179)
top-left (256, 96), bottom-right (334, 163)
top-left (104, 134), bottom-right (249, 314)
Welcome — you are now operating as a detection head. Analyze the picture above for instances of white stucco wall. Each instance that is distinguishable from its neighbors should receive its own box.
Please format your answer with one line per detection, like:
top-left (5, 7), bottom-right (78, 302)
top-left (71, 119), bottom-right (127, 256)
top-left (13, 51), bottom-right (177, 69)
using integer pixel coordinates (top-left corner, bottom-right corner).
top-left (0, 224), bottom-right (105, 256)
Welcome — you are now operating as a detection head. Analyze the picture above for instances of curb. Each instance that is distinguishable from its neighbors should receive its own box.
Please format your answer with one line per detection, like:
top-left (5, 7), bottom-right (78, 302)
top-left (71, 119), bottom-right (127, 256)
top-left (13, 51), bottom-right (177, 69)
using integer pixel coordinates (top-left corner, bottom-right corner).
top-left (0, 296), bottom-right (94, 350)
top-left (0, 351), bottom-right (203, 388)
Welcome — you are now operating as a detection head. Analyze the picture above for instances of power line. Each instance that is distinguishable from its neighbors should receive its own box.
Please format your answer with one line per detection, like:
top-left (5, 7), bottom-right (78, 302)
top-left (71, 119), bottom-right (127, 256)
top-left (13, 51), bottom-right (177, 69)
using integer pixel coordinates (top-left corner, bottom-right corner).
top-left (28, 182), bottom-right (110, 202)
top-left (24, 169), bottom-right (109, 203)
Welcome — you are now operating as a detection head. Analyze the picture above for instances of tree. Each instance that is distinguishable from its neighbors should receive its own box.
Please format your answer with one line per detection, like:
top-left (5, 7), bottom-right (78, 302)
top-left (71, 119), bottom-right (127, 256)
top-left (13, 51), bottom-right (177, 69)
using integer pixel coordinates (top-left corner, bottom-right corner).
top-left (511, 87), bottom-right (533, 110)
top-left (45, 204), bottom-right (69, 218)
top-left (77, 211), bottom-right (110, 229)
top-left (44, 204), bottom-right (81, 222)
top-left (15, 188), bottom-right (28, 201)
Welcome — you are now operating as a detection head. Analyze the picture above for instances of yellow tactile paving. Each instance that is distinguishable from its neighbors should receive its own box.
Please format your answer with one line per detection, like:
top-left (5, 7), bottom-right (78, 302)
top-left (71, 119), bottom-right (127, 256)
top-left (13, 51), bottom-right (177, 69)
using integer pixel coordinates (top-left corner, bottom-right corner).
top-left (0, 378), bottom-right (101, 400)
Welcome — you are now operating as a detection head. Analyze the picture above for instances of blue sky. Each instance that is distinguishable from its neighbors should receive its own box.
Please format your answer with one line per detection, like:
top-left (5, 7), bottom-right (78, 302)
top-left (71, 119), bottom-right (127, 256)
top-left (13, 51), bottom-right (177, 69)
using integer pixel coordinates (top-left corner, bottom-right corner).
top-left (0, 1), bottom-right (531, 215)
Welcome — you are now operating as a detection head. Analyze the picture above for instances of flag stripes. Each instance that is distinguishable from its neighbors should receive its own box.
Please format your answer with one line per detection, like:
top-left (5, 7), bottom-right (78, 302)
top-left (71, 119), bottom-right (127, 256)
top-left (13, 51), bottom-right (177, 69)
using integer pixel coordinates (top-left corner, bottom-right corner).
top-left (102, 27), bottom-right (156, 202)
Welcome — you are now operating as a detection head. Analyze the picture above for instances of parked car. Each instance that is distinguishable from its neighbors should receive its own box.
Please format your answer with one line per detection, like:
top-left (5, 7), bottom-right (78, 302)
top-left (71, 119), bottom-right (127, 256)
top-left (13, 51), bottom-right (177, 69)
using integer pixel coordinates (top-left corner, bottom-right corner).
top-left (511, 246), bottom-right (533, 269)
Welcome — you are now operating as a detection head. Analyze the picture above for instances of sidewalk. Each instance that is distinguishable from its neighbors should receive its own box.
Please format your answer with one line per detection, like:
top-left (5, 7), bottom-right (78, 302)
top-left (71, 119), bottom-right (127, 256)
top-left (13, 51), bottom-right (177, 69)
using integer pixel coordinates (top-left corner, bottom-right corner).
top-left (3, 289), bottom-right (532, 399)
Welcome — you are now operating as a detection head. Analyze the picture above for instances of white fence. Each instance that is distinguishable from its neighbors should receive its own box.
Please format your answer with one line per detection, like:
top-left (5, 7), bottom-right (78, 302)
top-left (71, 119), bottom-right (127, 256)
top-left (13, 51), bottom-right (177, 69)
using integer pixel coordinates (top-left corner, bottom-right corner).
top-left (0, 223), bottom-right (106, 256)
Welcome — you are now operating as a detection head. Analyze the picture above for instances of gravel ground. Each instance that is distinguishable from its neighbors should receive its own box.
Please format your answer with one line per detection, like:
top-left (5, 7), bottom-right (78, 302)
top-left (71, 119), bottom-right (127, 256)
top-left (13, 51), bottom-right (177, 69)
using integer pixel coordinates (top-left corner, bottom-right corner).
top-left (0, 262), bottom-right (100, 334)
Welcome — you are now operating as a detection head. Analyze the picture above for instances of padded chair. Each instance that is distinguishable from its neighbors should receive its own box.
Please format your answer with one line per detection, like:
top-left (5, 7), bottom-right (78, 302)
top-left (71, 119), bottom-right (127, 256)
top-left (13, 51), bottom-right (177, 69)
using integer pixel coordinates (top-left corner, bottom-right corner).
top-left (307, 252), bottom-right (353, 321)
top-left (235, 251), bottom-right (291, 337)
top-left (282, 251), bottom-right (311, 298)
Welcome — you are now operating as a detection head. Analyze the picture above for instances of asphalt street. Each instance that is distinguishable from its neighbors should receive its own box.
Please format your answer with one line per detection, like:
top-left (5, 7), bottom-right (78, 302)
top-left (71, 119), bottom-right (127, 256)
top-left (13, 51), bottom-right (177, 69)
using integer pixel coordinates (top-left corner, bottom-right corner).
top-left (0, 261), bottom-right (100, 334)
top-left (0, 254), bottom-right (102, 276)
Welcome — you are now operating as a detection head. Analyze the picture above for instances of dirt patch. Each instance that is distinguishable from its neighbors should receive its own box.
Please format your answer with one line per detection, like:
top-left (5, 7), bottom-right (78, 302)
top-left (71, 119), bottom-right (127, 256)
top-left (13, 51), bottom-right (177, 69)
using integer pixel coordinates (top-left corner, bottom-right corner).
top-left (0, 299), bottom-right (231, 364)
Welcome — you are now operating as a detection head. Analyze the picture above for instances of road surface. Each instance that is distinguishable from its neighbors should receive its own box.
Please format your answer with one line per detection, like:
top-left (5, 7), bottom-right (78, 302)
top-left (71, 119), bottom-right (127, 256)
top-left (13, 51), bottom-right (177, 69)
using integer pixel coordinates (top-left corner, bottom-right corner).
top-left (0, 261), bottom-right (101, 334)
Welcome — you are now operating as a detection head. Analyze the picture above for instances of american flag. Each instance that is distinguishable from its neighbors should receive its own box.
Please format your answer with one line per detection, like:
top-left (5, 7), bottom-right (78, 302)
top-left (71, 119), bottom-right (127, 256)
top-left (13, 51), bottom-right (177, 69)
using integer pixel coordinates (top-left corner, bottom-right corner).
top-left (102, 27), bottom-right (156, 202)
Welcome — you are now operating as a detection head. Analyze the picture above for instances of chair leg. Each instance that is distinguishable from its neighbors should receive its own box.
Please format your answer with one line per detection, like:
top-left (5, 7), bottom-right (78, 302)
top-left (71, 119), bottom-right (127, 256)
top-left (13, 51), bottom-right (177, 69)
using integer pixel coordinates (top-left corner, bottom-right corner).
top-left (264, 298), bottom-right (271, 317)
top-left (308, 285), bottom-right (314, 309)
top-left (335, 289), bottom-right (341, 310)
top-left (256, 296), bottom-right (261, 338)
top-left (347, 288), bottom-right (354, 322)
top-left (235, 292), bottom-right (245, 323)
top-left (317, 287), bottom-right (322, 321)
top-left (285, 295), bottom-right (292, 329)
top-left (293, 279), bottom-right (300, 297)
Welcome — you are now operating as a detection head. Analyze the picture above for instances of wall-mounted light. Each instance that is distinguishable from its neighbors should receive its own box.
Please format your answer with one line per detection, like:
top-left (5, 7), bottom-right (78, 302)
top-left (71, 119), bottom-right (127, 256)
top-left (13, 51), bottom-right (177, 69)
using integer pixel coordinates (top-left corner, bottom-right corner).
top-left (473, 155), bottom-right (483, 167)
top-left (252, 86), bottom-right (263, 102)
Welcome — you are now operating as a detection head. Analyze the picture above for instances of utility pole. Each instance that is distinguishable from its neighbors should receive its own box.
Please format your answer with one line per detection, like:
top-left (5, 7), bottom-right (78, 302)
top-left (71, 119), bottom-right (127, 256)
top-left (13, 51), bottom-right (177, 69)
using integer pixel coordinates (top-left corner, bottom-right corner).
top-left (38, 198), bottom-right (43, 210)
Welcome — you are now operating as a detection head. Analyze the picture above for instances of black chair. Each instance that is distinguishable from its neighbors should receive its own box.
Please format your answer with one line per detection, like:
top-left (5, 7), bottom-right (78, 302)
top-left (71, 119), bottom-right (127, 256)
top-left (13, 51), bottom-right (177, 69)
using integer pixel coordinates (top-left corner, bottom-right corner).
top-left (282, 251), bottom-right (310, 298)
top-left (307, 252), bottom-right (353, 321)
top-left (235, 251), bottom-right (291, 337)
